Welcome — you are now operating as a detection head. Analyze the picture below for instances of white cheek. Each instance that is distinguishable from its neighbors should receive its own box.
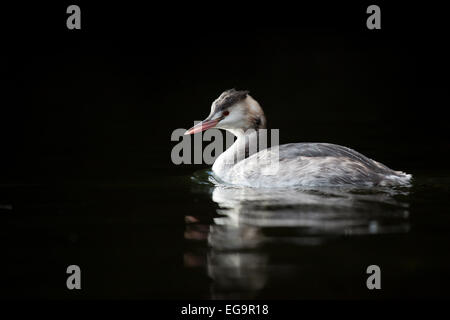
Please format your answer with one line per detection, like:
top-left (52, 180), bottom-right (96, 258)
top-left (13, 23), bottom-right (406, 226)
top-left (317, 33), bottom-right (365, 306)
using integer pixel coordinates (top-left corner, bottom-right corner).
top-left (219, 110), bottom-right (245, 128)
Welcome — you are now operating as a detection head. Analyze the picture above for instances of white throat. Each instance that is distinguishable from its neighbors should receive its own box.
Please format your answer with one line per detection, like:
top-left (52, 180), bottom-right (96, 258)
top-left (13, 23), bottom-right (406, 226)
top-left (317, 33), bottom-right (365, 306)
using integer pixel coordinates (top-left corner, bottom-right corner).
top-left (212, 129), bottom-right (261, 180)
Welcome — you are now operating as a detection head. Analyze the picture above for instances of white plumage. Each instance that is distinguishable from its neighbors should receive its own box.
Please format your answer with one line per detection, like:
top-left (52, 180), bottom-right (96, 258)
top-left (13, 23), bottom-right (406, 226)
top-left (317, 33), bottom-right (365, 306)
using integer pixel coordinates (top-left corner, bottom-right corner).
top-left (186, 89), bottom-right (412, 188)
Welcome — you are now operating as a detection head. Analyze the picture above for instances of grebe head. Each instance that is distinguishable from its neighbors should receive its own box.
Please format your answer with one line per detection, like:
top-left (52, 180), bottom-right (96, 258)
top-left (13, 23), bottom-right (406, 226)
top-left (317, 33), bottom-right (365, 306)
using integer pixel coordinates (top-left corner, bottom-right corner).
top-left (185, 89), bottom-right (267, 136)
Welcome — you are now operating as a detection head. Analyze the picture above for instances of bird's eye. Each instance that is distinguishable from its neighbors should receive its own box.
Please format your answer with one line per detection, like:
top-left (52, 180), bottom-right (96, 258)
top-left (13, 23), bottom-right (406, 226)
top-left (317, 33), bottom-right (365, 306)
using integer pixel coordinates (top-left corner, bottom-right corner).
top-left (223, 110), bottom-right (230, 116)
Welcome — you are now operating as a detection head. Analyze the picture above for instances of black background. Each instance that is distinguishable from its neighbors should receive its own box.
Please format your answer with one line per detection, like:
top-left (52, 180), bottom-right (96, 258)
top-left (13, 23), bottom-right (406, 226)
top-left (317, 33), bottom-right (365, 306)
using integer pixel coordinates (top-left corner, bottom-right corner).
top-left (1, 0), bottom-right (449, 309)
top-left (1, 2), bottom-right (448, 182)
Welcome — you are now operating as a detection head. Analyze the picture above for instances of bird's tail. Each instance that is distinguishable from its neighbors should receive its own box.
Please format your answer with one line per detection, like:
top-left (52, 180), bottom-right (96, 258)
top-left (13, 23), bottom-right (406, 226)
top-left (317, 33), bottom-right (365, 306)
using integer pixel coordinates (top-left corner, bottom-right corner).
top-left (379, 171), bottom-right (412, 186)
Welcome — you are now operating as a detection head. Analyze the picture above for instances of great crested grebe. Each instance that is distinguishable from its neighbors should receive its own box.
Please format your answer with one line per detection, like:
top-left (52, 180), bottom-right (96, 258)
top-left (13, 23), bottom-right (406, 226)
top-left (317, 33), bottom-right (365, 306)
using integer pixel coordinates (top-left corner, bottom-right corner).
top-left (185, 89), bottom-right (412, 188)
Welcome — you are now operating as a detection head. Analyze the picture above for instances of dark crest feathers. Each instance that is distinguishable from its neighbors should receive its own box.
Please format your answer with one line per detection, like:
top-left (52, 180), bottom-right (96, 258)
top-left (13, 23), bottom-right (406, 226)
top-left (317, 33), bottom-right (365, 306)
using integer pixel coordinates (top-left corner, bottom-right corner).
top-left (214, 89), bottom-right (249, 112)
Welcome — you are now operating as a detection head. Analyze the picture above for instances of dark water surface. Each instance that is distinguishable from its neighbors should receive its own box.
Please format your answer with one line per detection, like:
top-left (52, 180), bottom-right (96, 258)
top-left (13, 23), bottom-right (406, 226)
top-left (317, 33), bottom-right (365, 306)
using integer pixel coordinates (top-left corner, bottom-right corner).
top-left (1, 168), bottom-right (450, 299)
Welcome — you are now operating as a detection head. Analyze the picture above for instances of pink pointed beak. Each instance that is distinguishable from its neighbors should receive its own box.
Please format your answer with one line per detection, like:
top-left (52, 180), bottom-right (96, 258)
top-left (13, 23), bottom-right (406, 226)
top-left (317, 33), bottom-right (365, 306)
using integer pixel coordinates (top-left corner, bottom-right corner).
top-left (184, 118), bottom-right (221, 135)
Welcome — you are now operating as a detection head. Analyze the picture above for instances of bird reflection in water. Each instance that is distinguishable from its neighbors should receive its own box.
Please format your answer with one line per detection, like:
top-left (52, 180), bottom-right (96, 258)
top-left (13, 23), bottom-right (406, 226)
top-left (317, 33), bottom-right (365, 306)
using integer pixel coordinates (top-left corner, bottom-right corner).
top-left (184, 170), bottom-right (410, 299)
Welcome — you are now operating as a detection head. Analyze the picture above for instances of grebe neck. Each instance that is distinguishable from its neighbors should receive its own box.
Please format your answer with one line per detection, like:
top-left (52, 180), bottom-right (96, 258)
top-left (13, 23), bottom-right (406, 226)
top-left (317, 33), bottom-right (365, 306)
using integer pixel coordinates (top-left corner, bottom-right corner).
top-left (212, 129), bottom-right (263, 175)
